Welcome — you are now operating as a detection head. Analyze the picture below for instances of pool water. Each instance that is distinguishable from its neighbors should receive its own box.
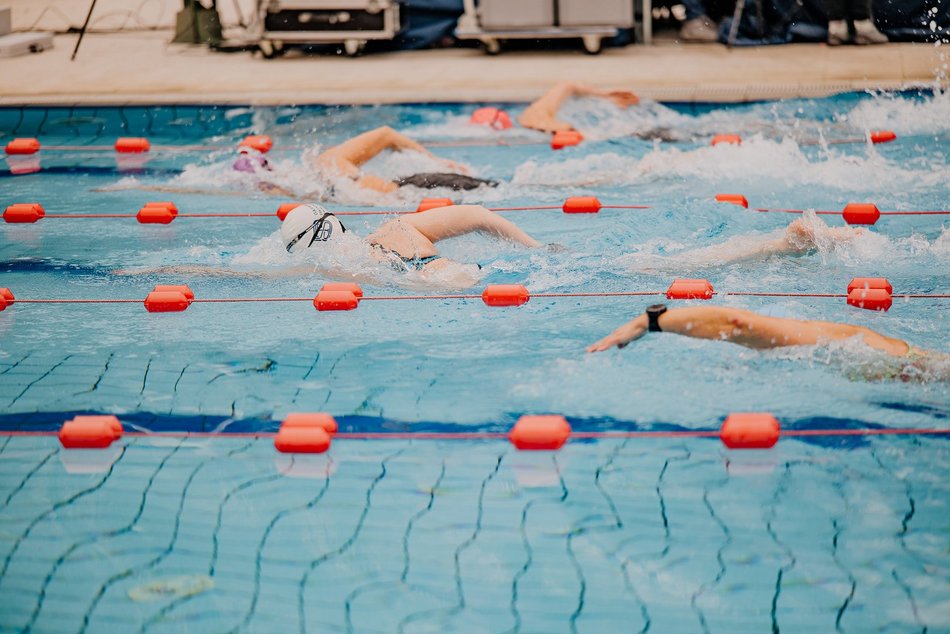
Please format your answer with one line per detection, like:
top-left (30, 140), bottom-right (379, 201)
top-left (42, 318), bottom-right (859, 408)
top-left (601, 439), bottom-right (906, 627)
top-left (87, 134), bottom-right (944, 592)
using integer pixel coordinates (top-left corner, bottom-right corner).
top-left (1, 91), bottom-right (948, 631)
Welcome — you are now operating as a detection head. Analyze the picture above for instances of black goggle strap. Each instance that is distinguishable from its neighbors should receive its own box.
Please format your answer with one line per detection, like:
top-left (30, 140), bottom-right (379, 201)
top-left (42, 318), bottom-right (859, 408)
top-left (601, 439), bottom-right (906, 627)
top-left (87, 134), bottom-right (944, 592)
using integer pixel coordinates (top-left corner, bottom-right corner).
top-left (285, 213), bottom-right (346, 253)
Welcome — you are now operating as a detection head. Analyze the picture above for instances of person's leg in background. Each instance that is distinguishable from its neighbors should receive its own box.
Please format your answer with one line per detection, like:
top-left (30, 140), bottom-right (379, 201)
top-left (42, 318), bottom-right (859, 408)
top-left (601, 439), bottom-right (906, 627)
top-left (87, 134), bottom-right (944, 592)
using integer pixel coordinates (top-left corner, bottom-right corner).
top-left (825, 0), bottom-right (850, 44)
top-left (825, 0), bottom-right (887, 45)
top-left (679, 0), bottom-right (720, 42)
top-left (850, 0), bottom-right (888, 44)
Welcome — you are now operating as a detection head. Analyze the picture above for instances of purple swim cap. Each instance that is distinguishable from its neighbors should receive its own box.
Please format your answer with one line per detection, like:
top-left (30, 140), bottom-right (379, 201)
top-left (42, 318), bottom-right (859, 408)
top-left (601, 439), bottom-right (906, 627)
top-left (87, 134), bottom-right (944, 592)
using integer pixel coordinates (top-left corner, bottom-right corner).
top-left (232, 152), bottom-right (268, 173)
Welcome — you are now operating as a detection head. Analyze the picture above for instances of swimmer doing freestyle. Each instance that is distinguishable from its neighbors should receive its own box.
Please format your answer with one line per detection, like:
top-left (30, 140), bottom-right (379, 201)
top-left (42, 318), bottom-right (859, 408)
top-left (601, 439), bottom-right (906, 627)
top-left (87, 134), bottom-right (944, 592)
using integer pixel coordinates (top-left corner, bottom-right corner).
top-left (281, 202), bottom-right (541, 285)
top-left (105, 125), bottom-right (498, 199)
top-left (122, 203), bottom-right (543, 289)
top-left (587, 304), bottom-right (949, 382)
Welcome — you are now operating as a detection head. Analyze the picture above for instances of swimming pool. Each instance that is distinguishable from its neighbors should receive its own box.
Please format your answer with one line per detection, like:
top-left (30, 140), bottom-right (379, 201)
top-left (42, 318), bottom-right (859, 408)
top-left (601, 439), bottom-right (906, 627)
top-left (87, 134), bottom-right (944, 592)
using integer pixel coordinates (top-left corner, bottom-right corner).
top-left (1, 91), bottom-right (948, 631)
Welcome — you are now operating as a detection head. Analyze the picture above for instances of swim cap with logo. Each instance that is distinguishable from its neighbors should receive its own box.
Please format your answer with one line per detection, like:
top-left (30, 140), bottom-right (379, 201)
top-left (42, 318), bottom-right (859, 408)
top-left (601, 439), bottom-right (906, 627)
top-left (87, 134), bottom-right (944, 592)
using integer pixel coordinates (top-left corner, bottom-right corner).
top-left (281, 204), bottom-right (347, 253)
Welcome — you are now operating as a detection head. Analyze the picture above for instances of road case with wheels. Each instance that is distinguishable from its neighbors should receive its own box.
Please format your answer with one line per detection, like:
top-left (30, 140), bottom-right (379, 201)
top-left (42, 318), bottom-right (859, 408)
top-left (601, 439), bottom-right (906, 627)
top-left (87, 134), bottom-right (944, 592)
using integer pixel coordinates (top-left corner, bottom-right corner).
top-left (252, 0), bottom-right (400, 58)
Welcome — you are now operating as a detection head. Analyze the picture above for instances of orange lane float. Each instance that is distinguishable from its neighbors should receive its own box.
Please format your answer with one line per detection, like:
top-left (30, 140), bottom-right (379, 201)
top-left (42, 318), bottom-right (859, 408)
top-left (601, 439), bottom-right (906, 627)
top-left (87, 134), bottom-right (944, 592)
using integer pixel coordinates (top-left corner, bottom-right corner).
top-left (320, 282), bottom-right (363, 299)
top-left (841, 202), bottom-right (881, 225)
top-left (281, 412), bottom-right (339, 435)
top-left (551, 130), bottom-right (584, 150)
top-left (666, 278), bottom-right (714, 300)
top-left (847, 286), bottom-right (892, 311)
top-left (719, 412), bottom-right (780, 449)
top-left (5, 138), bottom-right (41, 155)
top-left (59, 415), bottom-right (123, 449)
top-left (115, 137), bottom-right (151, 153)
top-left (562, 196), bottom-right (602, 214)
top-left (416, 198), bottom-right (454, 212)
top-left (239, 135), bottom-right (273, 153)
top-left (711, 134), bottom-right (742, 146)
top-left (274, 414), bottom-right (334, 453)
top-left (136, 203), bottom-right (177, 224)
top-left (509, 415), bottom-right (572, 450)
top-left (470, 107), bottom-right (513, 130)
top-left (145, 201), bottom-right (178, 215)
top-left (0, 287), bottom-right (12, 312)
top-left (153, 284), bottom-right (195, 302)
top-left (482, 284), bottom-right (530, 307)
top-left (847, 277), bottom-right (892, 295)
top-left (715, 193), bottom-right (749, 208)
top-left (3, 203), bottom-right (45, 223)
top-left (313, 289), bottom-right (360, 311)
top-left (869, 130), bottom-right (896, 144)
top-left (144, 288), bottom-right (193, 313)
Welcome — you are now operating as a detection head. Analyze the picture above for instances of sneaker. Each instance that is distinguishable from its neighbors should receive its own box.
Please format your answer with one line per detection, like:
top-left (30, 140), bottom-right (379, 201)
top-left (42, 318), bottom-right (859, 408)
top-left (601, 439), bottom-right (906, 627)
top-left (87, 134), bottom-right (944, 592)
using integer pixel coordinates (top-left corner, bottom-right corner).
top-left (854, 19), bottom-right (888, 44)
top-left (827, 19), bottom-right (849, 45)
top-left (680, 16), bottom-right (719, 43)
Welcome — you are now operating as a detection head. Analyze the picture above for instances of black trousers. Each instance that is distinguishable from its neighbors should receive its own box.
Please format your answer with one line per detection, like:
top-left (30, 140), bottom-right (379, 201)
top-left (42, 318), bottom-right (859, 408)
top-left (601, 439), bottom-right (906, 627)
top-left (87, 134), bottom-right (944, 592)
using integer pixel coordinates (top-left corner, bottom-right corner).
top-left (825, 0), bottom-right (871, 21)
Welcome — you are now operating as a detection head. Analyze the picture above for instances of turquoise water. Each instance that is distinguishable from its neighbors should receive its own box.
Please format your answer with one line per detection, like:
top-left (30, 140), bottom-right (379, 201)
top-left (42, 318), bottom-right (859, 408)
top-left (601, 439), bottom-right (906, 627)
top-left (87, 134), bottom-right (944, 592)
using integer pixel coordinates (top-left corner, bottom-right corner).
top-left (1, 92), bottom-right (949, 631)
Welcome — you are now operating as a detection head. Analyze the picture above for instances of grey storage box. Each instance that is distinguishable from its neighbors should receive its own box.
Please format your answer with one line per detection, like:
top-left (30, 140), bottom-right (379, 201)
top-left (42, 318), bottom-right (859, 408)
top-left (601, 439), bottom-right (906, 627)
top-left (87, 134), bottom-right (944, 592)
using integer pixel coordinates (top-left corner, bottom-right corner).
top-left (558, 0), bottom-right (634, 28)
top-left (479, 0), bottom-right (555, 30)
top-left (0, 32), bottom-right (54, 58)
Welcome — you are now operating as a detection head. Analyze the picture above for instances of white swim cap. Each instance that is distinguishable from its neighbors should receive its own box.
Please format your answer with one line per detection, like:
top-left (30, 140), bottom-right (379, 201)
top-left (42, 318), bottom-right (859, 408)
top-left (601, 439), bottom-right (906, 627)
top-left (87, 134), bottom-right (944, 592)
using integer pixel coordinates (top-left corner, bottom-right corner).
top-left (281, 204), bottom-right (346, 253)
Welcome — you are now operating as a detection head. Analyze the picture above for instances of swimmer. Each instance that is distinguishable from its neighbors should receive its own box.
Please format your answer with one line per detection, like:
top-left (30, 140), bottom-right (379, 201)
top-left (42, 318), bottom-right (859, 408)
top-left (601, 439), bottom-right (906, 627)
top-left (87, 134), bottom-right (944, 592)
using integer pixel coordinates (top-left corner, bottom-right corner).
top-left (632, 215), bottom-right (868, 271)
top-left (614, 214), bottom-right (867, 274)
top-left (120, 203), bottom-right (543, 289)
top-left (587, 304), bottom-right (949, 382)
top-left (519, 81), bottom-right (640, 134)
top-left (97, 126), bottom-right (494, 199)
top-left (316, 126), bottom-right (497, 194)
top-left (231, 147), bottom-right (298, 197)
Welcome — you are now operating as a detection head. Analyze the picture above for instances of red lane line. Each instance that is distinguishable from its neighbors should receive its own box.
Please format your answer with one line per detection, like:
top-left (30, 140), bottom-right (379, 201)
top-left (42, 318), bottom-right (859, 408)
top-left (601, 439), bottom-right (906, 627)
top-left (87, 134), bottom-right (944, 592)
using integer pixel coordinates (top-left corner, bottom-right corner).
top-left (4, 428), bottom-right (946, 440)
top-left (723, 292), bottom-right (845, 298)
top-left (191, 297), bottom-right (312, 303)
top-left (879, 211), bottom-right (950, 215)
top-left (9, 292), bottom-right (949, 304)
top-left (359, 295), bottom-right (482, 301)
top-left (753, 208), bottom-right (840, 215)
top-left (488, 206), bottom-right (562, 211)
top-left (532, 292), bottom-right (661, 298)
top-left (754, 208), bottom-right (950, 215)
top-left (335, 432), bottom-right (507, 440)
top-left (13, 299), bottom-right (142, 304)
top-left (601, 205), bottom-right (652, 209)
top-left (177, 213), bottom-right (275, 218)
top-left (570, 431), bottom-right (721, 439)
top-left (780, 428), bottom-right (950, 437)
top-left (44, 214), bottom-right (137, 219)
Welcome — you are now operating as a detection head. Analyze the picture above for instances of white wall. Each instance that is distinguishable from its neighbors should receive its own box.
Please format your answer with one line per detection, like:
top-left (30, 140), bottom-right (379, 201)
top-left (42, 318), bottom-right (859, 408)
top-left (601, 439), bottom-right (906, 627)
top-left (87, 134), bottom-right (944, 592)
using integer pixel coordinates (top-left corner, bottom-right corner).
top-left (4, 0), bottom-right (256, 32)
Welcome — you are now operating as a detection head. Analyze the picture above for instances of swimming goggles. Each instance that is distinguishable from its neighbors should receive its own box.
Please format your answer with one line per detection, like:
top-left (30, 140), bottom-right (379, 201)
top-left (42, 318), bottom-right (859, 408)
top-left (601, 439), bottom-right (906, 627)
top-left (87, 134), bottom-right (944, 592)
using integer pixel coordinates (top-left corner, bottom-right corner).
top-left (285, 212), bottom-right (346, 253)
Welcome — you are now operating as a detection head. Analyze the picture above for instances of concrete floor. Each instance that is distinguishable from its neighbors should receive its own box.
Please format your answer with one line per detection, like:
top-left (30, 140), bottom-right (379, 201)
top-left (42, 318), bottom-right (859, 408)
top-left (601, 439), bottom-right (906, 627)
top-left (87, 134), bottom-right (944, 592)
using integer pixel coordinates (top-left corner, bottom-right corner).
top-left (0, 29), bottom-right (946, 106)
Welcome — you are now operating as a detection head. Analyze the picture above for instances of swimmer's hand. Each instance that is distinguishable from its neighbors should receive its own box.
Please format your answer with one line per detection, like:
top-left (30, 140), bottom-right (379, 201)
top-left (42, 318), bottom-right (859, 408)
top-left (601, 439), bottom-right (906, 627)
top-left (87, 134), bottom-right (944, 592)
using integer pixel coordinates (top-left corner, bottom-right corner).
top-left (545, 243), bottom-right (569, 253)
top-left (783, 217), bottom-right (866, 252)
top-left (587, 314), bottom-right (648, 353)
top-left (607, 90), bottom-right (640, 108)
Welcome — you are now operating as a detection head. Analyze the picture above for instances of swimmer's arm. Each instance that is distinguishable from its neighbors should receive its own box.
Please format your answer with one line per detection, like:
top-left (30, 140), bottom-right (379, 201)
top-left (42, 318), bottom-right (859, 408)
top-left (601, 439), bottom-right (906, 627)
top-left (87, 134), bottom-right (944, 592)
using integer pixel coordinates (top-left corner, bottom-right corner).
top-left (519, 82), bottom-right (580, 133)
top-left (671, 231), bottom-right (800, 268)
top-left (587, 306), bottom-right (776, 352)
top-left (317, 126), bottom-right (427, 192)
top-left (519, 82), bottom-right (640, 133)
top-left (405, 205), bottom-right (541, 247)
top-left (670, 219), bottom-right (866, 269)
top-left (588, 306), bottom-right (913, 356)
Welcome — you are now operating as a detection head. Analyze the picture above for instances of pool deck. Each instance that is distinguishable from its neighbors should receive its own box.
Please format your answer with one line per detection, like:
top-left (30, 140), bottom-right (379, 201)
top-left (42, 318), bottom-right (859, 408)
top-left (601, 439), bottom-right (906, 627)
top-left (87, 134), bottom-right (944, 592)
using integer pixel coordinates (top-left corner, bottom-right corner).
top-left (0, 30), bottom-right (946, 106)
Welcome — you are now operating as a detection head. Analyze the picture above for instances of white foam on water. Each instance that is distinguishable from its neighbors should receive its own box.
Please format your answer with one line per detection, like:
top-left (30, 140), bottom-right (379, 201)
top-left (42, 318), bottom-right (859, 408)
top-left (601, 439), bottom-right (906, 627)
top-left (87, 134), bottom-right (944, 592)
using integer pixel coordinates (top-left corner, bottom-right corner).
top-left (513, 134), bottom-right (947, 192)
top-left (847, 89), bottom-right (950, 135)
